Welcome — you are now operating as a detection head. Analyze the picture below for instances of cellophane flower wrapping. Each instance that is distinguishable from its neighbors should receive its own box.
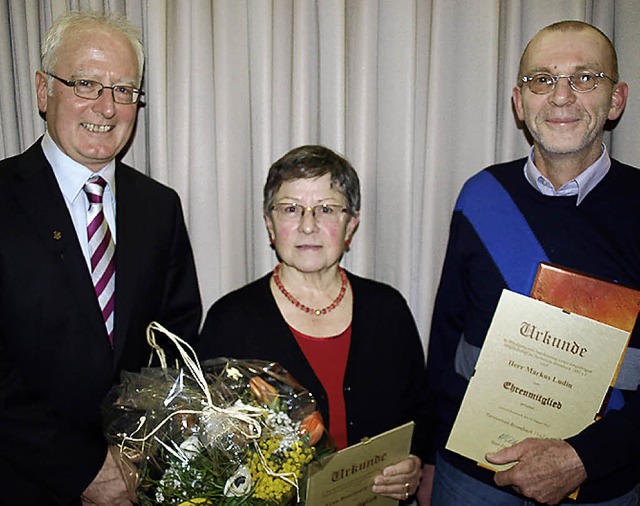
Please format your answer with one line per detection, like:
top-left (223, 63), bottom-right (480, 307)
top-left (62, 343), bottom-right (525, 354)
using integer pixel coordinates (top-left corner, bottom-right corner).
top-left (103, 348), bottom-right (331, 505)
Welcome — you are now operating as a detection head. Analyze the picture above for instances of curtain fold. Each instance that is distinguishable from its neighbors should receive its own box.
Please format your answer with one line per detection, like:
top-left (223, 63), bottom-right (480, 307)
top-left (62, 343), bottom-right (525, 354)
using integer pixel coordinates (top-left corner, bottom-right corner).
top-left (2, 0), bottom-right (638, 347)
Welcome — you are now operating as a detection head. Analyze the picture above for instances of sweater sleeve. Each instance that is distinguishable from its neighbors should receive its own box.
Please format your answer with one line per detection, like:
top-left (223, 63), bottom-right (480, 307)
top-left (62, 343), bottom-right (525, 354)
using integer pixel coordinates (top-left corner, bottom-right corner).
top-left (424, 211), bottom-right (469, 462)
top-left (567, 356), bottom-right (640, 481)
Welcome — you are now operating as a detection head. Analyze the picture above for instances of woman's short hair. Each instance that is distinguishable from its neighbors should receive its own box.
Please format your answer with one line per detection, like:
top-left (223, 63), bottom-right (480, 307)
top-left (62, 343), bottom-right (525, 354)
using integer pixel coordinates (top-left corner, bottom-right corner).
top-left (263, 145), bottom-right (361, 217)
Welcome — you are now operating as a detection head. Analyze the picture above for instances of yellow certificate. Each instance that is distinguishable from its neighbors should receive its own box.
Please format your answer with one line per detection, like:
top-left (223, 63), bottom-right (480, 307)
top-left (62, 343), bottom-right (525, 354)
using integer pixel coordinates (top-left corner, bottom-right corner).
top-left (446, 289), bottom-right (629, 471)
top-left (304, 422), bottom-right (414, 505)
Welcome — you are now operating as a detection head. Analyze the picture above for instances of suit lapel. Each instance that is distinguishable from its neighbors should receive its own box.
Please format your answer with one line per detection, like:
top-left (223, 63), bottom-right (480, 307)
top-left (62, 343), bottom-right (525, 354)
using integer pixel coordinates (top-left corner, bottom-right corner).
top-left (112, 164), bottom-right (145, 364)
top-left (10, 143), bottom-right (109, 345)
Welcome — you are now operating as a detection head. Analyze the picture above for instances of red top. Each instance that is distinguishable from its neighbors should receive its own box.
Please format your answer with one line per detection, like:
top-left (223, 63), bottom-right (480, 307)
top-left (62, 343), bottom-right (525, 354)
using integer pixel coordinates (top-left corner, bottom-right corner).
top-left (290, 324), bottom-right (352, 449)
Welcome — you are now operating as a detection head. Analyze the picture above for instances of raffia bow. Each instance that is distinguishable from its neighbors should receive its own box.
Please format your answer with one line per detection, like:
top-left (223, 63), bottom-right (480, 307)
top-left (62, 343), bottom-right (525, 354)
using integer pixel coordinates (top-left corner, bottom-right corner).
top-left (119, 321), bottom-right (301, 501)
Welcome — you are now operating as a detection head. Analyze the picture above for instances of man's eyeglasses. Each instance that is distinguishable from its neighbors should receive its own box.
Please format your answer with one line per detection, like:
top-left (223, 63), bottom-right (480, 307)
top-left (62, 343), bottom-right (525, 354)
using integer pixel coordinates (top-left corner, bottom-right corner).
top-left (45, 72), bottom-right (144, 104)
top-left (271, 203), bottom-right (347, 224)
top-left (520, 71), bottom-right (617, 95)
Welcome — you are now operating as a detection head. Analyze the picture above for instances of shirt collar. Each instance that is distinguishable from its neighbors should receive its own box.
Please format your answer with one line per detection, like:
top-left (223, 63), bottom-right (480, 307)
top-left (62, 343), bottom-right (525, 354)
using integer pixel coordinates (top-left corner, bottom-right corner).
top-left (523, 145), bottom-right (610, 205)
top-left (41, 132), bottom-right (116, 204)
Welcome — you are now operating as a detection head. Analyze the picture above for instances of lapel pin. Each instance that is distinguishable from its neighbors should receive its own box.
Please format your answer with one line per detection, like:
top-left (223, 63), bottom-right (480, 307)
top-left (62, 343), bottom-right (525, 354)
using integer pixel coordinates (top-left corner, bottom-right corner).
top-left (53, 230), bottom-right (62, 240)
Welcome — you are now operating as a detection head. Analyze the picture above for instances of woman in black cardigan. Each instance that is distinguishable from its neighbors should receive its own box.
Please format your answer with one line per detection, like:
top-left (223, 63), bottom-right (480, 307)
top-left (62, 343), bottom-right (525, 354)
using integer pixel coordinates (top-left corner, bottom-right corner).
top-left (198, 145), bottom-right (428, 502)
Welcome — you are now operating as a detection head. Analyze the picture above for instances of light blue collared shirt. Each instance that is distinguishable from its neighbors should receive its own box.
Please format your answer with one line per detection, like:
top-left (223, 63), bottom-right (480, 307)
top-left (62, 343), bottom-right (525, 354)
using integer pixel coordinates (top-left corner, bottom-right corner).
top-left (41, 133), bottom-right (117, 271)
top-left (523, 145), bottom-right (610, 205)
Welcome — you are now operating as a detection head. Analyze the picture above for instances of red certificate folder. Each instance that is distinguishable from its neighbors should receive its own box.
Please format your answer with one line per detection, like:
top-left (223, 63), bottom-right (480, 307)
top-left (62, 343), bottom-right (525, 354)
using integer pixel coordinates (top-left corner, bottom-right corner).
top-left (530, 262), bottom-right (640, 333)
top-left (530, 262), bottom-right (639, 422)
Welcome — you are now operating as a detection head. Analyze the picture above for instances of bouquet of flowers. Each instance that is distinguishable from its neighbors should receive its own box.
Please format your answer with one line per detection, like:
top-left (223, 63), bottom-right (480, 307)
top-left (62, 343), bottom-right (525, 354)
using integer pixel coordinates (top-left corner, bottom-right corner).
top-left (103, 322), bottom-right (331, 505)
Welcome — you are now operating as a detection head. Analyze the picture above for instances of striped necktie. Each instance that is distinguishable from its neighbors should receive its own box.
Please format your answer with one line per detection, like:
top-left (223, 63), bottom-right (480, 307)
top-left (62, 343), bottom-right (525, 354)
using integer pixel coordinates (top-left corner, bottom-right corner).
top-left (84, 176), bottom-right (116, 345)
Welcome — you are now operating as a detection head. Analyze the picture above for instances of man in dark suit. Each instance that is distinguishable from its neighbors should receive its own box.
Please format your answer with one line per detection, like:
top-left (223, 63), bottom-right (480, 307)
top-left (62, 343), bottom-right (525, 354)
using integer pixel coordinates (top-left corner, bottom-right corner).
top-left (0, 11), bottom-right (202, 505)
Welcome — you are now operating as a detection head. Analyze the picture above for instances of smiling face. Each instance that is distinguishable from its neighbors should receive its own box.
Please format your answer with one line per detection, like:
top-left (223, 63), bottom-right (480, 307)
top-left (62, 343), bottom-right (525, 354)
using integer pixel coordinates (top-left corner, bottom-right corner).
top-left (265, 174), bottom-right (360, 275)
top-left (512, 26), bottom-right (627, 172)
top-left (36, 27), bottom-right (140, 172)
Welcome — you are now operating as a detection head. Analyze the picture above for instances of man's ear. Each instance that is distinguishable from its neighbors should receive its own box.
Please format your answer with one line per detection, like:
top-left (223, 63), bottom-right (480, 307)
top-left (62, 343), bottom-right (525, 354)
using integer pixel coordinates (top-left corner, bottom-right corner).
top-left (608, 81), bottom-right (628, 121)
top-left (512, 85), bottom-right (525, 122)
top-left (36, 71), bottom-right (49, 114)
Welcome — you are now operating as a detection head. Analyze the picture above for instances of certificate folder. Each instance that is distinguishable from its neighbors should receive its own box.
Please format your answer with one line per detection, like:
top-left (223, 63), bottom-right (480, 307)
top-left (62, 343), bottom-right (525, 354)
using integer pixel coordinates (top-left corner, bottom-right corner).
top-left (531, 262), bottom-right (640, 333)
top-left (531, 263), bottom-right (640, 417)
top-left (445, 290), bottom-right (630, 472)
top-left (304, 422), bottom-right (414, 506)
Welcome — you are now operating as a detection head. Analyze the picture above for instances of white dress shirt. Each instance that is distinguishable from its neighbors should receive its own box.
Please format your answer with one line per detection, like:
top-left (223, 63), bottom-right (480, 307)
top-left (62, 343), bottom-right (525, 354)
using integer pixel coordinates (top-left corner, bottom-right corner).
top-left (42, 132), bottom-right (117, 272)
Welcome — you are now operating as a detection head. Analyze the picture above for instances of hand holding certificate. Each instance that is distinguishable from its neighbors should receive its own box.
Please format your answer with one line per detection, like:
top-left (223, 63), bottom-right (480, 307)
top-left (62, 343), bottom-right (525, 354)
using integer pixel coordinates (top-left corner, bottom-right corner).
top-left (487, 435), bottom-right (587, 504)
top-left (446, 289), bottom-right (630, 471)
top-left (305, 422), bottom-right (414, 505)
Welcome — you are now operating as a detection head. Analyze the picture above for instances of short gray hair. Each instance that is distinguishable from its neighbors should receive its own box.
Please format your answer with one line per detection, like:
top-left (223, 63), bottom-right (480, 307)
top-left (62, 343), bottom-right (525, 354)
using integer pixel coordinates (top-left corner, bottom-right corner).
top-left (41, 11), bottom-right (145, 90)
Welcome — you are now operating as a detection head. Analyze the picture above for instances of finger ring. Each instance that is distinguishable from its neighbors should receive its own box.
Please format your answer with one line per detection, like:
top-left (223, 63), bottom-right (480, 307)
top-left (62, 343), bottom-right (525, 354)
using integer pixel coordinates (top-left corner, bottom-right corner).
top-left (404, 491), bottom-right (410, 500)
top-left (404, 482), bottom-right (410, 490)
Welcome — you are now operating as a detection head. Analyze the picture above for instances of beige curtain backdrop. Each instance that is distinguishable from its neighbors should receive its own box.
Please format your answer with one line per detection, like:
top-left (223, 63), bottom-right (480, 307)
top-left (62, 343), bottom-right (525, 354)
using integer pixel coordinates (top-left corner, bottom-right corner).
top-left (2, 0), bottom-right (639, 351)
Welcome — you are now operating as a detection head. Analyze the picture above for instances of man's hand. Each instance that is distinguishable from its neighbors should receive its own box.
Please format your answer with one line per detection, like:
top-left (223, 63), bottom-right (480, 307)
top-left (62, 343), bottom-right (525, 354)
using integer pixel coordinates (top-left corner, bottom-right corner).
top-left (81, 447), bottom-right (136, 506)
top-left (486, 438), bottom-right (587, 505)
top-left (416, 463), bottom-right (435, 505)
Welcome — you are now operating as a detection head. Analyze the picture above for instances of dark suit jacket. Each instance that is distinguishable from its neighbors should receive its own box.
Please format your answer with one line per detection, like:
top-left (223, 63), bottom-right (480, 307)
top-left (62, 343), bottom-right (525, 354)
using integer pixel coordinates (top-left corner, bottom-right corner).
top-left (0, 141), bottom-right (202, 505)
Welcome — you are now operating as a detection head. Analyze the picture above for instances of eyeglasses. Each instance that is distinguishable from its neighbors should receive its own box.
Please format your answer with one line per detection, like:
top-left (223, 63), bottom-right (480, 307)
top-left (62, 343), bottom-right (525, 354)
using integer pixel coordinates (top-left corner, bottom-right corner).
top-left (271, 203), bottom-right (347, 224)
top-left (45, 72), bottom-right (144, 104)
top-left (520, 71), bottom-right (617, 95)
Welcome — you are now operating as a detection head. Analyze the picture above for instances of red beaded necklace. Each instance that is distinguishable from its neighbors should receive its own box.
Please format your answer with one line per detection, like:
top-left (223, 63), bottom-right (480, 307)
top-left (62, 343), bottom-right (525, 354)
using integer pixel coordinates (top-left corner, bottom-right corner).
top-left (273, 263), bottom-right (348, 316)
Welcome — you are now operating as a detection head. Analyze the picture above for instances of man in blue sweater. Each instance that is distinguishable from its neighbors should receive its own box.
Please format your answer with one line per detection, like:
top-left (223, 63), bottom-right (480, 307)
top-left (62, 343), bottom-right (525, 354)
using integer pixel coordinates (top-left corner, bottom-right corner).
top-left (421, 20), bottom-right (640, 505)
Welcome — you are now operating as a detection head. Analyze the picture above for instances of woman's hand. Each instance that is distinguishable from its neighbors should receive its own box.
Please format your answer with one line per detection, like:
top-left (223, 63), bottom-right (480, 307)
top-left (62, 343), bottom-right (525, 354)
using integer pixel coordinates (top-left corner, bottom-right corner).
top-left (371, 454), bottom-right (421, 501)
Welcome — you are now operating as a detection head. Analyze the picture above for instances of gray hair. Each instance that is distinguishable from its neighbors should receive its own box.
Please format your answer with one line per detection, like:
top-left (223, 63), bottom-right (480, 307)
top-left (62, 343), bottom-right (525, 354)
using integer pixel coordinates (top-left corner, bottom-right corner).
top-left (41, 11), bottom-right (145, 91)
top-left (263, 145), bottom-right (361, 218)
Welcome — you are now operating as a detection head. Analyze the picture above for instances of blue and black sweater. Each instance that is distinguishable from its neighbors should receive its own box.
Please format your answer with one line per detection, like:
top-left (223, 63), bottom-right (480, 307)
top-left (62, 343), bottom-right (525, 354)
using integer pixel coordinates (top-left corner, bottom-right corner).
top-left (427, 157), bottom-right (640, 502)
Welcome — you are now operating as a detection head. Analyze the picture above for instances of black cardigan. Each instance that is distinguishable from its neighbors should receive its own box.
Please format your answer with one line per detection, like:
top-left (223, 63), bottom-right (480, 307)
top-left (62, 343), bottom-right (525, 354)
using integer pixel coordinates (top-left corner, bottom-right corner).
top-left (197, 270), bottom-right (430, 459)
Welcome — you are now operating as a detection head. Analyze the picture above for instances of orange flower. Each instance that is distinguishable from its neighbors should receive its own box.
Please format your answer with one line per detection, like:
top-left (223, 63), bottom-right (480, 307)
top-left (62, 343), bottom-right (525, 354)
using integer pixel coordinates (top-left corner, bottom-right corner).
top-left (249, 376), bottom-right (278, 405)
top-left (299, 411), bottom-right (325, 446)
